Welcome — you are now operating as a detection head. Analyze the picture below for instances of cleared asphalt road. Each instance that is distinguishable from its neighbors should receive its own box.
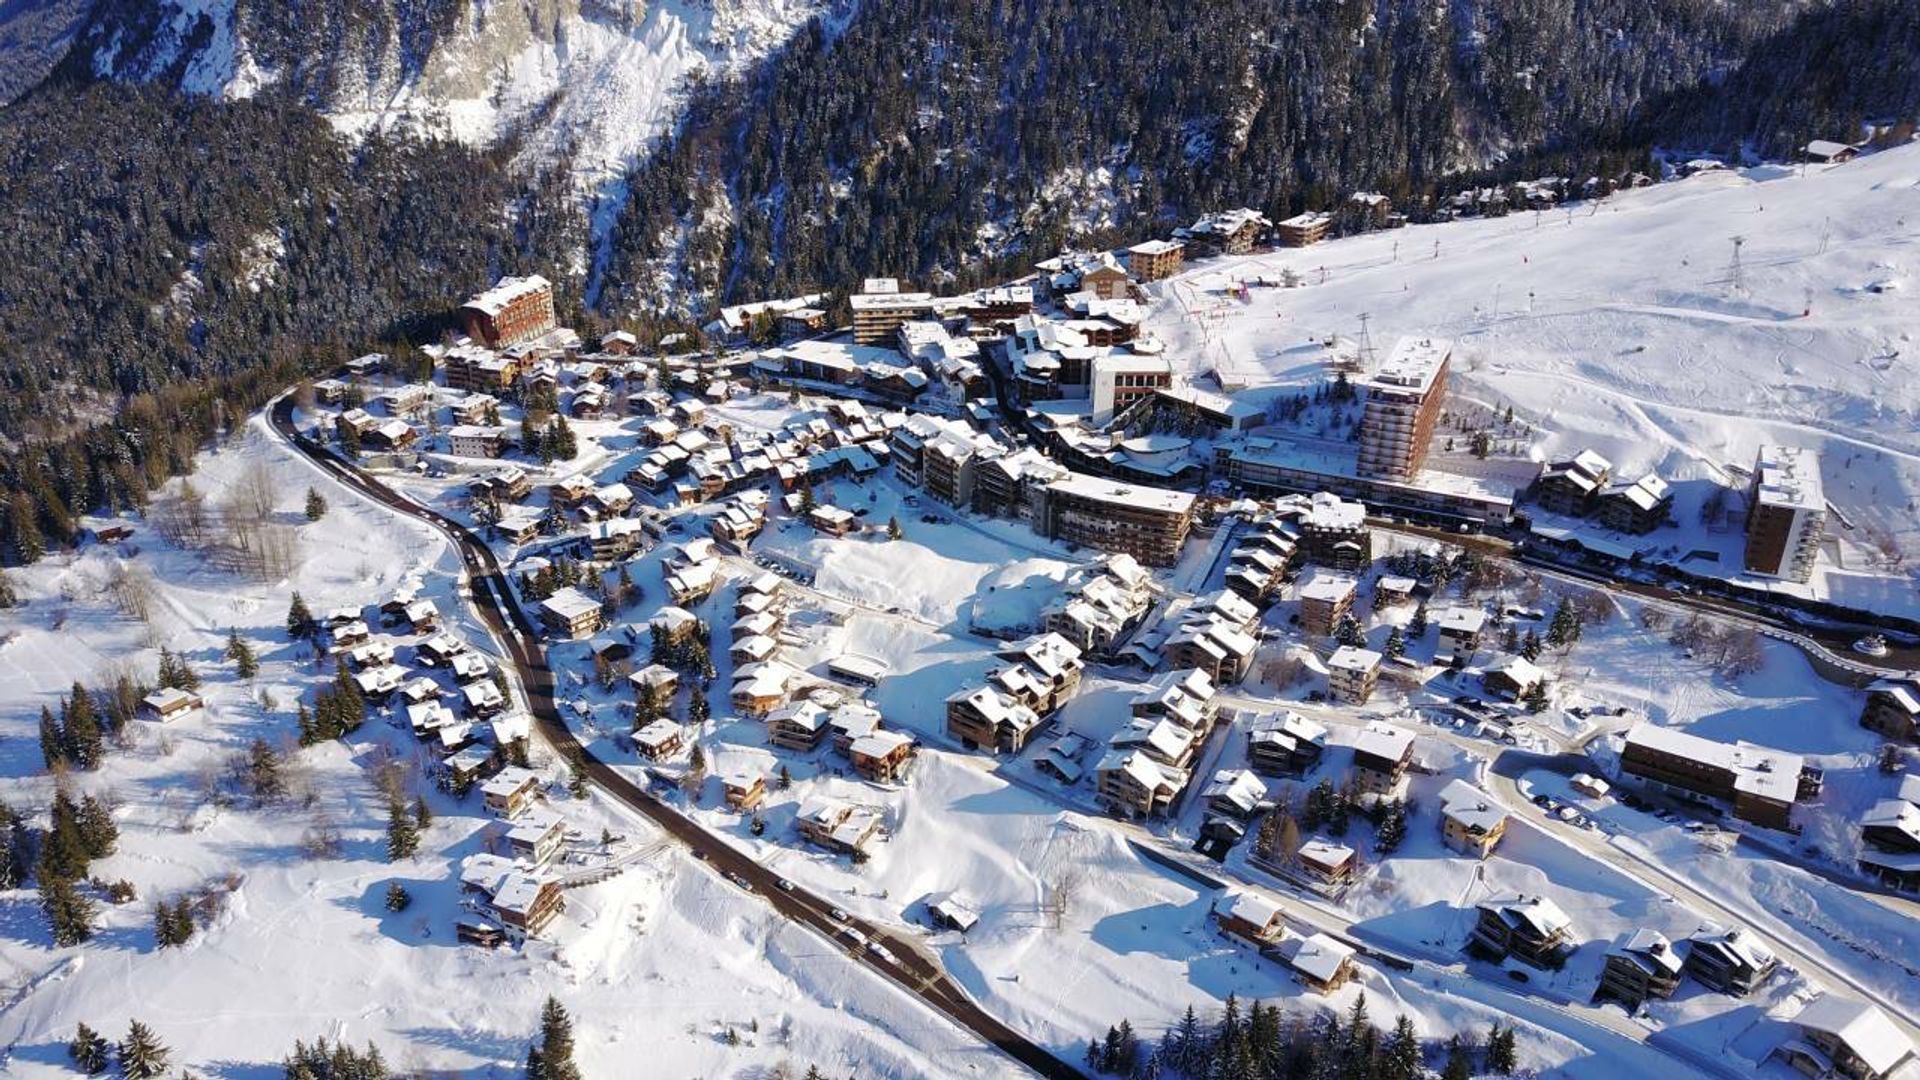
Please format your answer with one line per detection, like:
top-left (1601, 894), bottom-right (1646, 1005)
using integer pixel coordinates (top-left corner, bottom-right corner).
top-left (270, 397), bottom-right (1082, 1080)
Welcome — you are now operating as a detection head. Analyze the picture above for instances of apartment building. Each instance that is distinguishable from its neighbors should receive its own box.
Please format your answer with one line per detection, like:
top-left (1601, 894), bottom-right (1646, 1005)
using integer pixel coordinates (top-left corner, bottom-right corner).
top-left (850, 278), bottom-right (936, 346)
top-left (1246, 711), bottom-right (1328, 776)
top-left (1096, 749), bottom-right (1186, 818)
top-left (1599, 930), bottom-right (1683, 1008)
top-left (1274, 211), bottom-right (1334, 247)
top-left (1620, 722), bottom-right (1819, 830)
top-left (1685, 926), bottom-right (1777, 995)
top-left (1862, 679), bottom-right (1920, 742)
top-left (1033, 473), bottom-right (1196, 567)
top-left (1296, 570), bottom-right (1357, 638)
top-left (1533, 450), bottom-right (1613, 516)
top-left (458, 275), bottom-right (556, 349)
top-left (1744, 444), bottom-right (1827, 583)
top-left (1125, 239), bottom-right (1186, 281)
top-left (1325, 646), bottom-right (1382, 705)
top-left (1299, 492), bottom-right (1372, 570)
top-left (1470, 895), bottom-right (1576, 969)
top-left (945, 686), bottom-right (1043, 754)
top-left (1775, 994), bottom-right (1916, 1080)
top-left (1350, 722), bottom-right (1414, 796)
top-left (1357, 337), bottom-right (1450, 482)
top-left (1437, 779), bottom-right (1508, 859)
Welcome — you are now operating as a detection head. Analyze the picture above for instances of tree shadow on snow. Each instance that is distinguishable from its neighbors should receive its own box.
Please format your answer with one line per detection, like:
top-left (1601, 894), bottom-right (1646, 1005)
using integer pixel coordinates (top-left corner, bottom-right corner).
top-left (333, 875), bottom-right (459, 950)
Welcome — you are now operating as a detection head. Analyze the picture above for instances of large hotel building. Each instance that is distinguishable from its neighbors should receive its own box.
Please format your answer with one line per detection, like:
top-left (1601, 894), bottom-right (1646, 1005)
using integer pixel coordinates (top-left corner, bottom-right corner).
top-left (1743, 445), bottom-right (1826, 583)
top-left (1357, 337), bottom-right (1450, 481)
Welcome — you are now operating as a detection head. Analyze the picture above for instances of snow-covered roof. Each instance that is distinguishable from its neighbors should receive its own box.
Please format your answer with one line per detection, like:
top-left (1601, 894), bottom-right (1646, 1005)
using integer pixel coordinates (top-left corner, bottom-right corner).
top-left (1298, 839), bottom-right (1355, 872)
top-left (1438, 607), bottom-right (1488, 634)
top-left (1624, 722), bottom-right (1803, 804)
top-left (540, 587), bottom-right (600, 623)
top-left (1805, 140), bottom-right (1856, 159)
top-left (1297, 570), bottom-right (1358, 604)
top-left (1328, 646), bottom-right (1383, 674)
top-left (1201, 769), bottom-right (1267, 813)
top-left (849, 729), bottom-right (915, 759)
top-left (1226, 890), bottom-right (1284, 930)
top-left (462, 275), bottom-right (551, 317)
top-left (1303, 491), bottom-right (1367, 530)
top-left (1351, 722), bottom-right (1414, 764)
top-left (634, 718), bottom-right (681, 749)
top-left (1790, 994), bottom-right (1915, 1076)
top-left (1437, 779), bottom-right (1506, 834)
top-left (1368, 337), bottom-right (1450, 393)
top-left (1480, 895), bottom-right (1572, 938)
top-left (1753, 444), bottom-right (1824, 513)
top-left (1609, 928), bottom-right (1683, 976)
top-left (1045, 473), bottom-right (1195, 515)
top-left (1284, 932), bottom-right (1356, 987)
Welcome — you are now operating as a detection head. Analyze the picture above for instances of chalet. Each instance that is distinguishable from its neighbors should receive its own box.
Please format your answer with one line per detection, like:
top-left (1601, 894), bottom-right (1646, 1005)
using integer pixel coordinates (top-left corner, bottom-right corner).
top-left (828, 703), bottom-right (883, 755)
top-left (1126, 239), bottom-right (1185, 282)
top-left (583, 483), bottom-right (634, 520)
top-left (807, 505), bottom-right (858, 537)
top-left (1183, 208), bottom-right (1272, 254)
top-left (665, 562), bottom-right (719, 607)
top-left (1130, 668), bottom-right (1218, 732)
top-left (732, 661), bottom-right (796, 717)
top-left (1774, 994), bottom-right (1916, 1080)
top-left (1163, 618), bottom-right (1257, 686)
top-left (416, 633), bottom-right (468, 666)
top-left (1274, 211), bottom-right (1332, 247)
top-left (1533, 450), bottom-right (1612, 516)
top-left (946, 686), bottom-right (1043, 753)
top-left (730, 634), bottom-right (778, 666)
top-left (1350, 722), bottom-right (1415, 796)
top-left (1275, 931), bottom-right (1358, 993)
top-left (1437, 779), bottom-right (1508, 859)
top-left (1096, 749), bottom-right (1186, 818)
top-left (1598, 472), bottom-right (1673, 534)
top-left (1685, 925), bottom-right (1777, 995)
top-left (1804, 140), bottom-right (1861, 165)
top-left (633, 719), bottom-right (685, 760)
top-left (1862, 679), bottom-right (1920, 743)
top-left (447, 425), bottom-right (508, 459)
top-left (1201, 769), bottom-right (1268, 819)
top-left (1599, 929), bottom-right (1683, 1008)
top-left (548, 474), bottom-right (595, 510)
top-left (481, 767), bottom-right (542, 819)
top-left (586, 518), bottom-right (644, 562)
top-left (1482, 654), bottom-right (1546, 702)
top-left (723, 771), bottom-right (767, 811)
top-left (450, 393), bottom-right (499, 426)
top-left (628, 664), bottom-right (678, 708)
top-left (346, 640), bottom-right (397, 671)
top-left (1325, 646), bottom-right (1382, 705)
top-left (461, 679), bottom-right (505, 718)
top-left (325, 619), bottom-right (371, 652)
top-left (1296, 839), bottom-right (1357, 887)
top-left (488, 872), bottom-right (564, 942)
top-left (1470, 895), bottom-right (1575, 969)
top-left (849, 730), bottom-right (917, 783)
top-left (139, 687), bottom-right (204, 723)
top-left (379, 383), bottom-right (431, 417)
top-left (1217, 890), bottom-right (1285, 945)
top-left (766, 701), bottom-right (831, 751)
top-left (407, 701), bottom-right (457, 739)
top-left (569, 383), bottom-right (610, 419)
top-left (362, 419), bottom-right (419, 453)
top-left (1247, 711), bottom-right (1327, 776)
top-left (506, 807), bottom-right (565, 866)
top-left (1860, 798), bottom-right (1920, 857)
top-left (450, 652), bottom-right (492, 684)
top-left (494, 508), bottom-right (544, 546)
top-left (311, 377), bottom-right (351, 405)
top-left (796, 797), bottom-right (883, 855)
top-left (538, 587), bottom-right (603, 640)
top-left (925, 892), bottom-right (981, 934)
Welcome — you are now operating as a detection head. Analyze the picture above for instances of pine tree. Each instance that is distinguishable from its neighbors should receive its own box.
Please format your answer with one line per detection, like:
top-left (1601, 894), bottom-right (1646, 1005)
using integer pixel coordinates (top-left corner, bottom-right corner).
top-left (1382, 626), bottom-right (1405, 660)
top-left (887, 515), bottom-right (902, 541)
top-left (1520, 628), bottom-right (1543, 661)
top-left (226, 630), bottom-right (258, 679)
top-left (1523, 678), bottom-right (1550, 713)
top-left (0, 568), bottom-right (18, 608)
top-left (1381, 1015), bottom-right (1422, 1080)
top-left (1486, 1023), bottom-right (1518, 1074)
top-left (39, 705), bottom-right (67, 771)
top-left (304, 487), bottom-right (328, 522)
top-left (170, 899), bottom-right (196, 945)
top-left (1503, 623), bottom-right (1520, 652)
top-left (413, 796), bottom-right (432, 831)
top-left (40, 875), bottom-right (96, 946)
top-left (287, 592), bottom-right (315, 639)
top-left (77, 794), bottom-right (117, 859)
top-left (154, 902), bottom-right (181, 948)
top-left (776, 764), bottom-right (792, 790)
top-left (295, 702), bottom-right (317, 746)
top-left (1546, 600), bottom-right (1577, 650)
top-left (247, 738), bottom-right (286, 803)
top-left (1408, 601), bottom-right (1429, 638)
top-left (1333, 613), bottom-right (1365, 646)
top-left (69, 1023), bottom-right (111, 1075)
top-left (385, 798), bottom-right (419, 862)
top-left (42, 786), bottom-right (91, 881)
top-left (11, 493), bottom-right (45, 563)
top-left (1441, 1035), bottom-right (1472, 1080)
top-left (63, 684), bottom-right (104, 770)
top-left (117, 1021), bottom-right (170, 1080)
top-left (385, 882), bottom-right (412, 912)
top-left (534, 997), bottom-right (583, 1080)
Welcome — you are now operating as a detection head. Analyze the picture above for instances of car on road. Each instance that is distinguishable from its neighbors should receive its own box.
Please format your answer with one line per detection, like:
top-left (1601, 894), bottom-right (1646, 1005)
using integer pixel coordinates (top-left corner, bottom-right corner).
top-left (776, 878), bottom-right (794, 891)
top-left (865, 941), bottom-right (895, 963)
top-left (829, 907), bottom-right (849, 922)
top-left (1531, 794), bottom-right (1552, 808)
top-left (727, 872), bottom-right (753, 891)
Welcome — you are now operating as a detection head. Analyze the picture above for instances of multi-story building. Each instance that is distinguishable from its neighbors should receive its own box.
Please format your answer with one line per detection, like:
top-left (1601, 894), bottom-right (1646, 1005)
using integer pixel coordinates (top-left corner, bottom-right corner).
top-left (1357, 337), bottom-right (1450, 482)
top-left (1274, 211), bottom-right (1333, 247)
top-left (1246, 711), bottom-right (1327, 776)
top-left (945, 686), bottom-right (1043, 754)
top-left (1182, 208), bottom-right (1272, 254)
top-left (1325, 646), bottom-right (1382, 705)
top-left (447, 425), bottom-right (508, 459)
top-left (1684, 926), bottom-right (1777, 995)
top-left (1089, 353), bottom-right (1173, 424)
top-left (1125, 239), bottom-right (1185, 282)
top-left (1599, 930), bottom-right (1683, 1008)
top-left (1296, 570), bottom-right (1357, 638)
top-left (1350, 722), bottom-right (1414, 796)
top-left (1470, 895), bottom-right (1575, 969)
top-left (1034, 473), bottom-right (1195, 567)
top-left (1744, 444), bottom-right (1827, 582)
top-left (537, 587), bottom-right (603, 640)
top-left (1436, 607), bottom-right (1488, 658)
top-left (796, 798), bottom-right (883, 855)
top-left (1437, 779), bottom-right (1508, 859)
top-left (458, 275), bottom-right (556, 349)
top-left (1599, 472), bottom-right (1673, 534)
top-left (1096, 749), bottom-right (1186, 818)
top-left (1299, 492), bottom-right (1372, 570)
top-left (1620, 722), bottom-right (1819, 830)
top-left (1533, 450), bottom-right (1613, 516)
top-left (850, 279), bottom-right (936, 346)
top-left (442, 345), bottom-right (521, 394)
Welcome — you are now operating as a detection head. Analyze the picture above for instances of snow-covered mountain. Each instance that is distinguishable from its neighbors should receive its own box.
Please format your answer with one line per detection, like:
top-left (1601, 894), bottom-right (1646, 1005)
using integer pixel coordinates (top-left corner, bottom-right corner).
top-left (58, 0), bottom-right (831, 193)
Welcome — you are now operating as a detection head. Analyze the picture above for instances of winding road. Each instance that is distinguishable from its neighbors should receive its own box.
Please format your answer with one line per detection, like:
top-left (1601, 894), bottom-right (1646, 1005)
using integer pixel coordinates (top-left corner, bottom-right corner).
top-left (268, 396), bottom-right (1083, 1080)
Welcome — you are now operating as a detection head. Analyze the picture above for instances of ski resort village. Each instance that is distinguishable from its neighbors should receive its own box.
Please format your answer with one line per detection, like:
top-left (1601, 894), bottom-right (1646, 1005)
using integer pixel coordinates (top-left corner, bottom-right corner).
top-left (5, 140), bottom-right (1920, 1080)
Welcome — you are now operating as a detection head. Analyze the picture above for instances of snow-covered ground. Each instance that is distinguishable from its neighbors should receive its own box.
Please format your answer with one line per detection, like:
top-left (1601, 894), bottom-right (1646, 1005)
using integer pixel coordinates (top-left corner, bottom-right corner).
top-left (1146, 145), bottom-right (1920, 605)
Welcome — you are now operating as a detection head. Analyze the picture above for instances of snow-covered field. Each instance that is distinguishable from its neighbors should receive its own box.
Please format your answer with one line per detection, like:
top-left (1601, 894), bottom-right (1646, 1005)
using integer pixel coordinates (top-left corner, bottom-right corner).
top-left (1146, 145), bottom-right (1920, 603)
